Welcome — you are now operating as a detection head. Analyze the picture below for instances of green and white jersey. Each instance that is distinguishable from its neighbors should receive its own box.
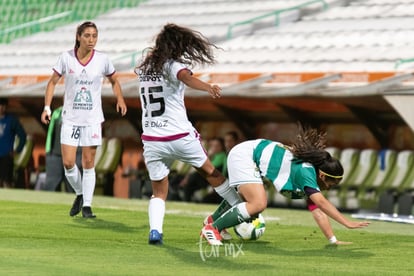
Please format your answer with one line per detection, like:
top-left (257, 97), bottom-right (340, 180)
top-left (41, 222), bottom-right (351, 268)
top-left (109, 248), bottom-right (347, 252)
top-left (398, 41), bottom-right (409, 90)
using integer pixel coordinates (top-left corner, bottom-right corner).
top-left (253, 139), bottom-right (320, 199)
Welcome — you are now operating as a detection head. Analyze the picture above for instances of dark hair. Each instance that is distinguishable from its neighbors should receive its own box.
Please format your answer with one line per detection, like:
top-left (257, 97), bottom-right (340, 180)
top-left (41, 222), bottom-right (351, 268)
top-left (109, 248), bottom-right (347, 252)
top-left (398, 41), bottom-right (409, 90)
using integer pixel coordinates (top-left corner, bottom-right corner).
top-left (0, 98), bottom-right (8, 105)
top-left (289, 125), bottom-right (343, 181)
top-left (209, 137), bottom-right (225, 151)
top-left (138, 23), bottom-right (219, 74)
top-left (74, 21), bottom-right (98, 49)
top-left (225, 131), bottom-right (239, 141)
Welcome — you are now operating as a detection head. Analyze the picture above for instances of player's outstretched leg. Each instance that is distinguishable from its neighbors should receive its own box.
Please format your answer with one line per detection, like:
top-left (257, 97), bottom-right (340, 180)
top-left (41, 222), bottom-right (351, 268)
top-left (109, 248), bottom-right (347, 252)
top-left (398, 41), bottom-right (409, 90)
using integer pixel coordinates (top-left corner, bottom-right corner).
top-left (204, 199), bottom-right (233, 240)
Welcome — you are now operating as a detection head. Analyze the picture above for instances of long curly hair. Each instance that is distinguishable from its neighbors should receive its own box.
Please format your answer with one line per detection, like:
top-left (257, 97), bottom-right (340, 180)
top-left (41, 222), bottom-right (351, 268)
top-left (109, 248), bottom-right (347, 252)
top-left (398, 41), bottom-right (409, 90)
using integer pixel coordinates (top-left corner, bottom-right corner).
top-left (289, 125), bottom-right (344, 182)
top-left (137, 23), bottom-right (218, 74)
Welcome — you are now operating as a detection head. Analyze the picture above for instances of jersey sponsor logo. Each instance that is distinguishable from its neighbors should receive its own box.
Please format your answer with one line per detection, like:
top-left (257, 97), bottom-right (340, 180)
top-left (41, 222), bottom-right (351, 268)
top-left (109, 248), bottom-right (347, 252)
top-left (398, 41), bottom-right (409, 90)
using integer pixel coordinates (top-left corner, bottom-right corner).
top-left (73, 87), bottom-right (93, 110)
top-left (75, 80), bottom-right (93, 85)
top-left (139, 71), bottom-right (162, 82)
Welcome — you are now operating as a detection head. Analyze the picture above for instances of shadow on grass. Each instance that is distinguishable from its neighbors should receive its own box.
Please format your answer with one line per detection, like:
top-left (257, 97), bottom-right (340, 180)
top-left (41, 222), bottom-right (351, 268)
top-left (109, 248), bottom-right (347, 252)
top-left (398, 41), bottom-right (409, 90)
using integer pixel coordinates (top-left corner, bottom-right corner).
top-left (241, 240), bottom-right (374, 258)
top-left (69, 217), bottom-right (146, 233)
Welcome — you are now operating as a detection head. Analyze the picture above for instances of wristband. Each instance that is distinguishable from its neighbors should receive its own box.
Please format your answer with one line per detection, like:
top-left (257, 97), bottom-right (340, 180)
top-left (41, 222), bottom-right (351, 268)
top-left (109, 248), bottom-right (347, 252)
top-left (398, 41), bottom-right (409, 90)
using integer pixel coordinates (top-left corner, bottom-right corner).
top-left (329, 236), bottom-right (337, 244)
top-left (44, 106), bottom-right (51, 116)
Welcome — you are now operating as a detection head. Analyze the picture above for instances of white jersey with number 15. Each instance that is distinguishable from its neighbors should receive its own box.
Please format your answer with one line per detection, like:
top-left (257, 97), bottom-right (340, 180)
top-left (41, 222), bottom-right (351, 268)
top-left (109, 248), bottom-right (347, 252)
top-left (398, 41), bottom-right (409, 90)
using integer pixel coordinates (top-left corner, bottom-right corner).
top-left (137, 60), bottom-right (194, 138)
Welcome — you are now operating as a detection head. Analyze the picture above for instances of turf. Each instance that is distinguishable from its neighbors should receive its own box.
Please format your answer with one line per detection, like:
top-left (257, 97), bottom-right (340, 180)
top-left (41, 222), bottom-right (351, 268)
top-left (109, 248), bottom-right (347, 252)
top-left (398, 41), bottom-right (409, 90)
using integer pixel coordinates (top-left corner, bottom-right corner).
top-left (0, 189), bottom-right (413, 276)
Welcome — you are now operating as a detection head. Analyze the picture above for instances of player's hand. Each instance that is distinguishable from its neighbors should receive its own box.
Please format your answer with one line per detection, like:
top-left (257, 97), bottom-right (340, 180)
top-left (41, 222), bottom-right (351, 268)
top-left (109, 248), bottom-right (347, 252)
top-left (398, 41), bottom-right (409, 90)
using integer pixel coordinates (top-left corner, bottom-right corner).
top-left (116, 100), bottom-right (127, 116)
top-left (41, 110), bottom-right (51, 124)
top-left (335, 240), bottom-right (353, 245)
top-left (346, 220), bottom-right (370, 229)
top-left (208, 84), bottom-right (221, 99)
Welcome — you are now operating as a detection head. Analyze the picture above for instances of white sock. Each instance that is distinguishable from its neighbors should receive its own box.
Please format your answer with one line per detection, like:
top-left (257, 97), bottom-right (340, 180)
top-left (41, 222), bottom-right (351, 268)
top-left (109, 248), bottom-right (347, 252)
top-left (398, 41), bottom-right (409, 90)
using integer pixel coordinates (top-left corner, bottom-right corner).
top-left (64, 165), bottom-right (82, 195)
top-left (214, 179), bottom-right (241, 206)
top-left (236, 202), bottom-right (251, 219)
top-left (148, 197), bottom-right (165, 233)
top-left (82, 168), bottom-right (96, 207)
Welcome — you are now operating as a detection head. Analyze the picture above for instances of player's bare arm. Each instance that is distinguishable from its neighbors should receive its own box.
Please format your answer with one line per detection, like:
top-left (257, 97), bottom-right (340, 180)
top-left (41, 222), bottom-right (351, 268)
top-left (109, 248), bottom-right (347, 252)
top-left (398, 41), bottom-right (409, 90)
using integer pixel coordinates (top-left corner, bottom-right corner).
top-left (41, 72), bottom-right (60, 124)
top-left (178, 69), bottom-right (221, 99)
top-left (108, 74), bottom-right (127, 116)
top-left (310, 192), bottom-right (370, 229)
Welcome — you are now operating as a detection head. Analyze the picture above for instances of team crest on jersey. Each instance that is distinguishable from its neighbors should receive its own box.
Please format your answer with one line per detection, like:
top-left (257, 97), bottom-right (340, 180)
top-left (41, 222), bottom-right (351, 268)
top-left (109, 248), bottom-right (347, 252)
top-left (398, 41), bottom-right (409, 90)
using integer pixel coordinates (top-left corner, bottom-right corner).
top-left (73, 87), bottom-right (92, 110)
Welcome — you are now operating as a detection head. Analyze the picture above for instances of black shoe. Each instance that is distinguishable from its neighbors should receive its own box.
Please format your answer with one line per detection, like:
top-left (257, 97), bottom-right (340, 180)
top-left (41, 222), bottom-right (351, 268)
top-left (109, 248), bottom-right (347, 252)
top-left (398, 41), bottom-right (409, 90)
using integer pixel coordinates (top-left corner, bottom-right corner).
top-left (69, 195), bottom-right (83, 217)
top-left (82, 206), bottom-right (96, 218)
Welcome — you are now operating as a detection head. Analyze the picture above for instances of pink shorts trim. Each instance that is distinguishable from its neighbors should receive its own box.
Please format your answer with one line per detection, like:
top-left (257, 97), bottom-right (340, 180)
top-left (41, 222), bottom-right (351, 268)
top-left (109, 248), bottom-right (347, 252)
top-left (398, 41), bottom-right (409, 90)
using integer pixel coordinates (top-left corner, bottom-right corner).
top-left (141, 132), bottom-right (189, 142)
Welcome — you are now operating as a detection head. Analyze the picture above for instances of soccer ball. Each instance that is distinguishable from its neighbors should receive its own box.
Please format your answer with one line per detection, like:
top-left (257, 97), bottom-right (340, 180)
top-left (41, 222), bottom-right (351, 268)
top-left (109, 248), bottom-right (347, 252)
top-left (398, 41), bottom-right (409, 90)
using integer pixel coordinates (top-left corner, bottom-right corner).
top-left (233, 213), bottom-right (266, 240)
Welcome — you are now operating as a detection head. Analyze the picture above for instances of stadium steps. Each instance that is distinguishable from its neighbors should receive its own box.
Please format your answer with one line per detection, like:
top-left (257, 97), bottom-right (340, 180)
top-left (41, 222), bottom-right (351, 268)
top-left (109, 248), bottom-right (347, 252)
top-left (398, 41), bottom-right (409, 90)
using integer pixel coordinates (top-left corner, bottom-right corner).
top-left (0, 0), bottom-right (145, 44)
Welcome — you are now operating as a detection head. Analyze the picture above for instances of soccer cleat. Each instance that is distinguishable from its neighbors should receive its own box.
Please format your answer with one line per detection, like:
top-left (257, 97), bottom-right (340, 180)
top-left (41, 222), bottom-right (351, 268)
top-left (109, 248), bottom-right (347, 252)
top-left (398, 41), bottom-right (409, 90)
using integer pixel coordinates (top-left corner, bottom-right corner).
top-left (148, 229), bottom-right (163, 245)
top-left (203, 215), bottom-right (214, 225)
top-left (201, 224), bottom-right (223, 246)
top-left (69, 195), bottom-right (83, 217)
top-left (82, 206), bottom-right (96, 218)
top-left (203, 215), bottom-right (232, 240)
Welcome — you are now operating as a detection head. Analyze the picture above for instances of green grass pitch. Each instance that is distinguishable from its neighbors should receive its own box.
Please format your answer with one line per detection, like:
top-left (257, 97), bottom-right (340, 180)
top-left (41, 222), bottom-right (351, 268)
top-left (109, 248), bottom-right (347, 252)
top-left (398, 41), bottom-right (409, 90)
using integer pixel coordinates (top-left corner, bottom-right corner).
top-left (0, 189), bottom-right (413, 276)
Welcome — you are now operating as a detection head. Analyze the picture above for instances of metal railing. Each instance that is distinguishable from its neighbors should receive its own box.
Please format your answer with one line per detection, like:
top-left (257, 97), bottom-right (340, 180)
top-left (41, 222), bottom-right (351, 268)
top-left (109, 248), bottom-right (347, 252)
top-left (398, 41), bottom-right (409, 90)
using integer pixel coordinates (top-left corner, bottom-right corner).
top-left (226, 0), bottom-right (328, 39)
top-left (394, 58), bottom-right (414, 70)
top-left (0, 11), bottom-right (73, 43)
top-left (111, 0), bottom-right (329, 71)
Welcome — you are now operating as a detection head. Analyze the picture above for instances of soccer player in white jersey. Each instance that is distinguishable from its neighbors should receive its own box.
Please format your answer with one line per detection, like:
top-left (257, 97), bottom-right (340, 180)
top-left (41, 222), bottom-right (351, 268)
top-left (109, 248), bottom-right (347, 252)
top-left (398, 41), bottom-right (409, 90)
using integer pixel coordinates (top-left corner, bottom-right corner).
top-left (201, 127), bottom-right (370, 245)
top-left (135, 24), bottom-right (241, 245)
top-left (41, 21), bottom-right (127, 218)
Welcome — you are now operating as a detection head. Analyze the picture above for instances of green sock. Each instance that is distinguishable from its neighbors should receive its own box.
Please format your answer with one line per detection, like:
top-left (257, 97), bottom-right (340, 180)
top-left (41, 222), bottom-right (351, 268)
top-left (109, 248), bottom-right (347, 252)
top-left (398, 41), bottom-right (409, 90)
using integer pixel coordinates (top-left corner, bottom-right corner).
top-left (212, 204), bottom-right (247, 231)
top-left (211, 200), bottom-right (231, 221)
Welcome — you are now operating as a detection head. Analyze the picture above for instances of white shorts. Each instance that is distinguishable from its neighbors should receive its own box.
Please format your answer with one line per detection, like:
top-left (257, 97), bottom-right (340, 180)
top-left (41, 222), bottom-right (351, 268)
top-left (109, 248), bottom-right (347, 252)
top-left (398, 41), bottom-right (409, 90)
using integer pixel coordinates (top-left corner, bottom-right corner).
top-left (227, 140), bottom-right (263, 187)
top-left (143, 130), bottom-right (207, 181)
top-left (60, 123), bottom-right (102, 147)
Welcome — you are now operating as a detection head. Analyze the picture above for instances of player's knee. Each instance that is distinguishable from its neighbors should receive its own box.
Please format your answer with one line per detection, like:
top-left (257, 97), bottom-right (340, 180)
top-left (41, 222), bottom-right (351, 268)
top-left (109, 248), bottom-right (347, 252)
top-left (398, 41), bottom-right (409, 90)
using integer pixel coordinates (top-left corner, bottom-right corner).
top-left (62, 161), bottom-right (75, 170)
top-left (82, 158), bottom-right (95, 169)
top-left (250, 198), bottom-right (267, 214)
top-left (256, 199), bottom-right (267, 213)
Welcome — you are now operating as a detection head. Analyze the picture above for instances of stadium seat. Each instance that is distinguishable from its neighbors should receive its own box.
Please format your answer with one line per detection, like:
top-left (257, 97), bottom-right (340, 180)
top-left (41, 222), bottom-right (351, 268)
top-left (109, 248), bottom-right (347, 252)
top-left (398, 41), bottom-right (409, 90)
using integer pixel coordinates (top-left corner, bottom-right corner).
top-left (325, 148), bottom-right (359, 209)
top-left (325, 146), bottom-right (341, 159)
top-left (374, 150), bottom-right (414, 214)
top-left (94, 137), bottom-right (108, 169)
top-left (95, 137), bottom-right (123, 196)
top-left (358, 149), bottom-right (398, 210)
top-left (340, 149), bottom-right (378, 210)
top-left (13, 135), bottom-right (34, 189)
top-left (382, 150), bottom-right (414, 193)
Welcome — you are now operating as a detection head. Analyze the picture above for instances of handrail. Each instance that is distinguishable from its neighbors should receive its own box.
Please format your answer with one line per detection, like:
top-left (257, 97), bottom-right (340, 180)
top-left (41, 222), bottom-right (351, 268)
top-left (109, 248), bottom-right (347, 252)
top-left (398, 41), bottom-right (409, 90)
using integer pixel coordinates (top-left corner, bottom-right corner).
top-left (112, 50), bottom-right (143, 68)
top-left (226, 0), bottom-right (328, 39)
top-left (0, 11), bottom-right (73, 43)
top-left (394, 58), bottom-right (414, 70)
